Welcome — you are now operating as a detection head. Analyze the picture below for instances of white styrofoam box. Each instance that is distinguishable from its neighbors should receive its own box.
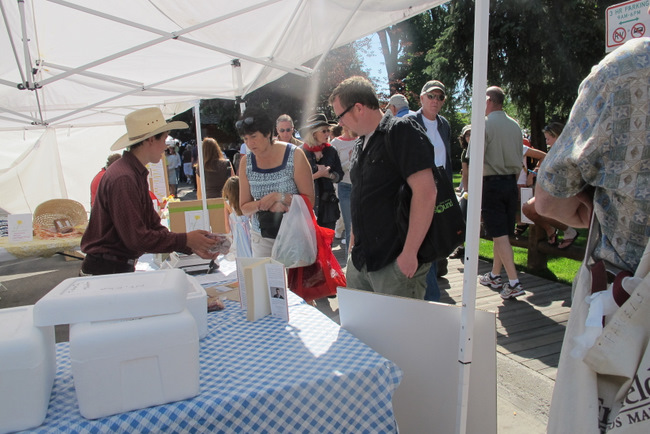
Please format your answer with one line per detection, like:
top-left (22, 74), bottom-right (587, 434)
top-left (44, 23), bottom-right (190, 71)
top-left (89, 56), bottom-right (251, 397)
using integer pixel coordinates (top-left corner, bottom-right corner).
top-left (0, 306), bottom-right (55, 434)
top-left (33, 268), bottom-right (188, 326)
top-left (69, 309), bottom-right (200, 420)
top-left (185, 275), bottom-right (208, 339)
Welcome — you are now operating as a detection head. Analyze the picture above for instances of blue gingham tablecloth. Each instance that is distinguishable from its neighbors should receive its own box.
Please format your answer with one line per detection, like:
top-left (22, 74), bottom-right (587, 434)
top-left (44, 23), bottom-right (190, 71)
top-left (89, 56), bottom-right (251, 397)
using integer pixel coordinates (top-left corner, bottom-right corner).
top-left (23, 296), bottom-right (402, 433)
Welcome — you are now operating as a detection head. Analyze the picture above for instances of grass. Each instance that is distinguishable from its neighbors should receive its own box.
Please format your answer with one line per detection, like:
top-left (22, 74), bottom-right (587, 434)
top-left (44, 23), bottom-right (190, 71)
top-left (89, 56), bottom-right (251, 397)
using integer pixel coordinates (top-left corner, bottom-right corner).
top-left (453, 172), bottom-right (582, 286)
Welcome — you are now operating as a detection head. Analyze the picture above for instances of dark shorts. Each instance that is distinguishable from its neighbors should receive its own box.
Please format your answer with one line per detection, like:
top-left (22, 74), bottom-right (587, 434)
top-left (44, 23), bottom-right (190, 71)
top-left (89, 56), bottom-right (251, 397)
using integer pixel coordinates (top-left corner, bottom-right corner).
top-left (81, 253), bottom-right (136, 276)
top-left (481, 175), bottom-right (518, 238)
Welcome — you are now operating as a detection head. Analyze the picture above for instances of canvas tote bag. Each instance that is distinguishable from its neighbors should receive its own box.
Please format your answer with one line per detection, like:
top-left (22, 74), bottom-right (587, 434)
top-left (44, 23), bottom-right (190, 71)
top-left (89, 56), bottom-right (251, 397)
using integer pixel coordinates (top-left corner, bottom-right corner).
top-left (548, 218), bottom-right (650, 433)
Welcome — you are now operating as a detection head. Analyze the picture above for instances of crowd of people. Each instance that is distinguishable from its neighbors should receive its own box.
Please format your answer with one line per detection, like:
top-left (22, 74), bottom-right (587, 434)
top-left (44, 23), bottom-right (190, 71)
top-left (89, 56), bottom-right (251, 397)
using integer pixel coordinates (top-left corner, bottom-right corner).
top-left (84, 76), bottom-right (565, 301)
top-left (81, 35), bottom-right (650, 432)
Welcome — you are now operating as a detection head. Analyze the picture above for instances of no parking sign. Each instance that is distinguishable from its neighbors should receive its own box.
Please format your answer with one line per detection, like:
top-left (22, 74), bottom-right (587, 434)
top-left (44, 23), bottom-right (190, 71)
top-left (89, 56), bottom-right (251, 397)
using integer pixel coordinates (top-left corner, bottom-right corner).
top-left (606, 0), bottom-right (650, 52)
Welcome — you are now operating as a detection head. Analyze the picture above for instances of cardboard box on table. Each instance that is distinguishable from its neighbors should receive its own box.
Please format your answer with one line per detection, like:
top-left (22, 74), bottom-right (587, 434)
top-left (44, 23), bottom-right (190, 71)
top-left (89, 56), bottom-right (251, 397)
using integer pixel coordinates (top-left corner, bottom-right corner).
top-left (0, 306), bottom-right (56, 434)
top-left (168, 198), bottom-right (226, 234)
top-left (32, 269), bottom-right (202, 420)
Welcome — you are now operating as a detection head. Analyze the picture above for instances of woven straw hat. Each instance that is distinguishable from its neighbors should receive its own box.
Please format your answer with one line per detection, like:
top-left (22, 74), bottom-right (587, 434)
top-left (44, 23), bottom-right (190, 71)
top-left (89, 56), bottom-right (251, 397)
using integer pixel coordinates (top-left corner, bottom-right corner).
top-left (33, 199), bottom-right (88, 232)
top-left (111, 108), bottom-right (188, 151)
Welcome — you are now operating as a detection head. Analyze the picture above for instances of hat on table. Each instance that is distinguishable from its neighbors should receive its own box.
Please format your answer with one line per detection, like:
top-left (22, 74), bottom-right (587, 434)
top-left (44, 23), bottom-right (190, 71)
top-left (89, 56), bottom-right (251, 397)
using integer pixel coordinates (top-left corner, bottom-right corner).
top-left (420, 80), bottom-right (446, 96)
top-left (111, 107), bottom-right (189, 151)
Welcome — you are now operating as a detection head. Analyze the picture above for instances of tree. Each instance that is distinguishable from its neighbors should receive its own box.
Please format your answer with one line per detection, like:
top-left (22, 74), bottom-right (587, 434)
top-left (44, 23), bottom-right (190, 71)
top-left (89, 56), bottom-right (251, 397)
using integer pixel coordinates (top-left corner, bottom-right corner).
top-left (196, 41), bottom-right (368, 145)
top-left (425, 0), bottom-right (610, 150)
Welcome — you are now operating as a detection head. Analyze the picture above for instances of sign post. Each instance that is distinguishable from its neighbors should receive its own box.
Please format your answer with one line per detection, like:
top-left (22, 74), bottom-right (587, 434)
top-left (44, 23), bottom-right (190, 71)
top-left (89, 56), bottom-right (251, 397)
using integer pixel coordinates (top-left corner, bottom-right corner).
top-left (606, 0), bottom-right (650, 52)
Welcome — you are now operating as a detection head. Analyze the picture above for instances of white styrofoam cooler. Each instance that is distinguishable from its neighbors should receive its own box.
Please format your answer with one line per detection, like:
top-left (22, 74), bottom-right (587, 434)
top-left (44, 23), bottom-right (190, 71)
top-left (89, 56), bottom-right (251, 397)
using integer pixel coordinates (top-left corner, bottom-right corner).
top-left (185, 275), bottom-right (208, 339)
top-left (69, 308), bottom-right (200, 419)
top-left (33, 269), bottom-right (188, 326)
top-left (0, 306), bottom-right (56, 434)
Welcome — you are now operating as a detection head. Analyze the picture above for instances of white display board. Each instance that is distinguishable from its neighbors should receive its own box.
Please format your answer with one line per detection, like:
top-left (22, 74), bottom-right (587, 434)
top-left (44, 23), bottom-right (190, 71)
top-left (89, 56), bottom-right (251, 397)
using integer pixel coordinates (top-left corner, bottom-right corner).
top-left (338, 288), bottom-right (496, 434)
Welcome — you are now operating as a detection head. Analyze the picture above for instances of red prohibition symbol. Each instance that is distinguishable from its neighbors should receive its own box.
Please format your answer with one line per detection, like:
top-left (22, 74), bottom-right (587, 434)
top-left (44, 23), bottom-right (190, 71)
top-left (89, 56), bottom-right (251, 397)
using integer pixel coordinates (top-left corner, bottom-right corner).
top-left (632, 23), bottom-right (646, 38)
top-left (613, 27), bottom-right (627, 43)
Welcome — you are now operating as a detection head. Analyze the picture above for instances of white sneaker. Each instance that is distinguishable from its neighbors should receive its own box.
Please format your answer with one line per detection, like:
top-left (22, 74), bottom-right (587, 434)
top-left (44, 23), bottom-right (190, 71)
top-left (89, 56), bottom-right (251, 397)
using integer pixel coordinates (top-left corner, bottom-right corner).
top-left (500, 282), bottom-right (525, 299)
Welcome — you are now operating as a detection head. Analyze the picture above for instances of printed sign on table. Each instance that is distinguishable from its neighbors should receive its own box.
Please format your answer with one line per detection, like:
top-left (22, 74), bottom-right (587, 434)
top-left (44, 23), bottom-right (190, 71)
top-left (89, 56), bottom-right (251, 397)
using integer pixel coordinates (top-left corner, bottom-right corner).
top-left (8, 213), bottom-right (33, 243)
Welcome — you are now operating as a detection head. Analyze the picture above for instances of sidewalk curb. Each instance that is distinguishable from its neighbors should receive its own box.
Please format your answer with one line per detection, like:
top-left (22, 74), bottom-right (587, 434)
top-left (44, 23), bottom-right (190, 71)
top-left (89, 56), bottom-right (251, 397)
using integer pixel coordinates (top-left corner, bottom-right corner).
top-left (497, 352), bottom-right (553, 432)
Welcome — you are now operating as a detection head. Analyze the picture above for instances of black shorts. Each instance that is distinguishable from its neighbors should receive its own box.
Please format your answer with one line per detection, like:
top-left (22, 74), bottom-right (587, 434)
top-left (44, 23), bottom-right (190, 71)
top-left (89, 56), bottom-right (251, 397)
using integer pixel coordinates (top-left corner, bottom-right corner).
top-left (481, 175), bottom-right (518, 238)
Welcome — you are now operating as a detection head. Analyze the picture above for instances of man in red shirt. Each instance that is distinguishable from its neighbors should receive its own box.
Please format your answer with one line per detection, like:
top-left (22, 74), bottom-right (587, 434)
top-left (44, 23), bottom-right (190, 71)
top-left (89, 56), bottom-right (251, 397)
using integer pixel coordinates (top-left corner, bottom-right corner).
top-left (81, 107), bottom-right (217, 275)
top-left (90, 153), bottom-right (121, 207)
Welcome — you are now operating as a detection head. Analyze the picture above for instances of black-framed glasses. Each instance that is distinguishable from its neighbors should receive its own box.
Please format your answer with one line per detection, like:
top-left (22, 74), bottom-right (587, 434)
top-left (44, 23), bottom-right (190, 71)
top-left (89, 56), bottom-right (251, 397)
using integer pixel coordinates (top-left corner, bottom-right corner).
top-left (277, 128), bottom-right (293, 133)
top-left (426, 94), bottom-right (445, 102)
top-left (236, 117), bottom-right (254, 130)
top-left (335, 103), bottom-right (356, 122)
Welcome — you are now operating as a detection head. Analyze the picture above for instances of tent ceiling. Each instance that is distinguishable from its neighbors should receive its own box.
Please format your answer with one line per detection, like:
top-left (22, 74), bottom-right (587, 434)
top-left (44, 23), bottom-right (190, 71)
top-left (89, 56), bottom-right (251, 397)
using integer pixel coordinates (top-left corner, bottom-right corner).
top-left (0, 0), bottom-right (445, 130)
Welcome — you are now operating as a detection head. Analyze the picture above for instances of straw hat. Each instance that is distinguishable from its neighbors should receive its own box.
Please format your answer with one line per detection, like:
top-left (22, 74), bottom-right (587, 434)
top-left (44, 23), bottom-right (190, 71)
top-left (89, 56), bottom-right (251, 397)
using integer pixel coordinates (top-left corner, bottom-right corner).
top-left (111, 108), bottom-right (189, 151)
top-left (33, 199), bottom-right (88, 233)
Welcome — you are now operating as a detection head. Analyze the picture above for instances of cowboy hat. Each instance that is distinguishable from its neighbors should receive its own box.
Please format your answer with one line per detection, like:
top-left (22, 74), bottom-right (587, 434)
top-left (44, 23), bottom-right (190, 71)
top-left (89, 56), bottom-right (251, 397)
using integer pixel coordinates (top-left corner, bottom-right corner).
top-left (111, 107), bottom-right (189, 151)
top-left (298, 113), bottom-right (337, 136)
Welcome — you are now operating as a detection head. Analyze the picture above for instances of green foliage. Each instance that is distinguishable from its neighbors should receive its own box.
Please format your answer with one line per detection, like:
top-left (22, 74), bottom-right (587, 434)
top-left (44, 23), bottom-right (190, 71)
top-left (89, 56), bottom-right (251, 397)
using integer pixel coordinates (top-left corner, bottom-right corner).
top-left (193, 42), bottom-right (368, 147)
top-left (414, 0), bottom-right (610, 150)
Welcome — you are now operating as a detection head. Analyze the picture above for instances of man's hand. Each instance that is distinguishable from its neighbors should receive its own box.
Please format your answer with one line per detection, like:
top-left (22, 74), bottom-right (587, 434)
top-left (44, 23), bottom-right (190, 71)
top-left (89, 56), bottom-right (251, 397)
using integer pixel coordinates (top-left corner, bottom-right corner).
top-left (186, 230), bottom-right (217, 253)
top-left (396, 250), bottom-right (419, 278)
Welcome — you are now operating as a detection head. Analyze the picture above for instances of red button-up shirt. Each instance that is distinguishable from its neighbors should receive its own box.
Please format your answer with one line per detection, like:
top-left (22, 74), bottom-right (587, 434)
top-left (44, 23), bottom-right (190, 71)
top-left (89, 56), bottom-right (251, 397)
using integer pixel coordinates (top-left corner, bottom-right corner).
top-left (81, 151), bottom-right (190, 260)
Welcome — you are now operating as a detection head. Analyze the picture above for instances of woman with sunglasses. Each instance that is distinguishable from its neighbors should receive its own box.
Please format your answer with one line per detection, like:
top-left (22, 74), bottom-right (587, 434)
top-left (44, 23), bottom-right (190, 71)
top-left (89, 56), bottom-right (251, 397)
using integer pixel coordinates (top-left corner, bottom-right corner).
top-left (237, 107), bottom-right (315, 257)
top-left (299, 113), bottom-right (344, 230)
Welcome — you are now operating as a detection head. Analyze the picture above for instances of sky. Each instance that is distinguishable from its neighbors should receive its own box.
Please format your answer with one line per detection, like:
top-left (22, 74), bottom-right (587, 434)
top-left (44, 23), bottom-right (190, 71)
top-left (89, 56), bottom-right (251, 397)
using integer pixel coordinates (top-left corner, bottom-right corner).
top-left (359, 33), bottom-right (389, 95)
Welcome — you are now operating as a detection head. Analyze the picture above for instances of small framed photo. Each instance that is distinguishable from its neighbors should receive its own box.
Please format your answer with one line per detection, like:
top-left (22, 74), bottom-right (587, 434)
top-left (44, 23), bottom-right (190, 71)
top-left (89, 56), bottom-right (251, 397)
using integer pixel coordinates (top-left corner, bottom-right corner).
top-left (53, 218), bottom-right (74, 234)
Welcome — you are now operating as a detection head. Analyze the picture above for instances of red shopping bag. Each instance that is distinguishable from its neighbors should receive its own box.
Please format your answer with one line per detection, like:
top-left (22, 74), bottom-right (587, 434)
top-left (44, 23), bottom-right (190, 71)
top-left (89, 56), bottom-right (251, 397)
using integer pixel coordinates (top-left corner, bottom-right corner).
top-left (288, 195), bottom-right (346, 303)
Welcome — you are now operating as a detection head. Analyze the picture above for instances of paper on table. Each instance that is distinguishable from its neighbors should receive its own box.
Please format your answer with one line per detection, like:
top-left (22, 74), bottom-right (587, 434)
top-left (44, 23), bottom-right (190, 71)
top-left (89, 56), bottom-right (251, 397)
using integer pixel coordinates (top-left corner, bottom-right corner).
top-left (266, 262), bottom-right (289, 322)
top-left (8, 214), bottom-right (33, 243)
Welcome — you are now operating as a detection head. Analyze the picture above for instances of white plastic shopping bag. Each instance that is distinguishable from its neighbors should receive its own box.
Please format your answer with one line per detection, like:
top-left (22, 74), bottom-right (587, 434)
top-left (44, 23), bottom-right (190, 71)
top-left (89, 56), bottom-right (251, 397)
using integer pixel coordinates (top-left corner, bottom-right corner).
top-left (271, 195), bottom-right (317, 268)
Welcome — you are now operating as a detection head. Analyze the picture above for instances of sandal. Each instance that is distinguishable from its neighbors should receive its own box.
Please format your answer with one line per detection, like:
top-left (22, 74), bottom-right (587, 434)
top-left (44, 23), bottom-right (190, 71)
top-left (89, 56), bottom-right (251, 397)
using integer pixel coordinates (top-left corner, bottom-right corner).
top-left (558, 233), bottom-right (579, 250)
top-left (547, 230), bottom-right (558, 246)
top-left (514, 223), bottom-right (528, 237)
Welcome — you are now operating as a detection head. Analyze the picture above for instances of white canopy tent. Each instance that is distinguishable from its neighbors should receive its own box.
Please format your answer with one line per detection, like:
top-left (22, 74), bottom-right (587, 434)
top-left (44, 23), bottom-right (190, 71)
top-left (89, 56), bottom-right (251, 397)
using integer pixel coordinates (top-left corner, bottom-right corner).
top-left (1, 1), bottom-right (492, 432)
top-left (1, 0), bottom-right (452, 213)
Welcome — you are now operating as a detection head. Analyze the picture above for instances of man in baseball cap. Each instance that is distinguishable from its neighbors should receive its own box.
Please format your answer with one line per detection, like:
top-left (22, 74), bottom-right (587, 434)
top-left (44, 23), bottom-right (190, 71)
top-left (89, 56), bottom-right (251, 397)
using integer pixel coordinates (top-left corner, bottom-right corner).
top-left (81, 107), bottom-right (218, 275)
top-left (410, 79), bottom-right (453, 301)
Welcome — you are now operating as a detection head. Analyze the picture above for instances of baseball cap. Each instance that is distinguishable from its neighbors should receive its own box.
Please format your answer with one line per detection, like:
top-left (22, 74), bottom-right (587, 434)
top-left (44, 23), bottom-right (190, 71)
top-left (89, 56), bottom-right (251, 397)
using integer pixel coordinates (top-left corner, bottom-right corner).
top-left (420, 80), bottom-right (446, 96)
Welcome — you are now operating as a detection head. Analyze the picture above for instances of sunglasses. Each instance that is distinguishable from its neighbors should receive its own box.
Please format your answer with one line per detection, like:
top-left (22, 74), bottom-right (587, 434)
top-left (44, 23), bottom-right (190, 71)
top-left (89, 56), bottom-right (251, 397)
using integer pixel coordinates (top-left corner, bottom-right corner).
top-left (335, 103), bottom-right (356, 122)
top-left (235, 117), bottom-right (254, 130)
top-left (277, 128), bottom-right (293, 133)
top-left (426, 94), bottom-right (445, 101)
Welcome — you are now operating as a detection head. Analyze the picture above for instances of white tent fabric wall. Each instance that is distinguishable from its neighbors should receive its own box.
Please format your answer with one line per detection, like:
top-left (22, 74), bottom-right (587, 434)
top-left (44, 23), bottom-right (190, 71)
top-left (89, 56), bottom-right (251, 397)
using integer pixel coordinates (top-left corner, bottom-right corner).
top-left (0, 124), bottom-right (126, 213)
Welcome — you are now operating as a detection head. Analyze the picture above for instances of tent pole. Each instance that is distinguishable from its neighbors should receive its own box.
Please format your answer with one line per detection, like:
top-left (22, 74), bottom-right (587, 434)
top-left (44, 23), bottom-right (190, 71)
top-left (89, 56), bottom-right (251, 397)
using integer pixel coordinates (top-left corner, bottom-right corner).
top-left (456, 0), bottom-right (490, 433)
top-left (17, 0), bottom-right (33, 91)
top-left (193, 101), bottom-right (209, 230)
top-left (1, 0), bottom-right (27, 87)
top-left (232, 60), bottom-right (246, 114)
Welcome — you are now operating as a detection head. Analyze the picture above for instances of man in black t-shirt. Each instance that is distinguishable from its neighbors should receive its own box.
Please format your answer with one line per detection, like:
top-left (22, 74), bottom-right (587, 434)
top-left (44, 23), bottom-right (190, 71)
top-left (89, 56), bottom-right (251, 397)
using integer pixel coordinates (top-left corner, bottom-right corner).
top-left (328, 76), bottom-right (436, 299)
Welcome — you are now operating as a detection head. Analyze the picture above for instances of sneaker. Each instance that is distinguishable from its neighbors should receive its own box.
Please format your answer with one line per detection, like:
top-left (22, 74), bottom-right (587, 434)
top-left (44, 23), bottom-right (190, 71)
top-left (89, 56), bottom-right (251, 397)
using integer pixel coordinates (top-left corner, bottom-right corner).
top-left (479, 272), bottom-right (502, 289)
top-left (500, 282), bottom-right (525, 299)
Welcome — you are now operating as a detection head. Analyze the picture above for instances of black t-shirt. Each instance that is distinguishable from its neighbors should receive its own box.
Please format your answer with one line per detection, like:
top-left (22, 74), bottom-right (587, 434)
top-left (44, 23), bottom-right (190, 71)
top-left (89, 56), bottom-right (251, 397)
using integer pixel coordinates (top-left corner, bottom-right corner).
top-left (349, 111), bottom-right (435, 272)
